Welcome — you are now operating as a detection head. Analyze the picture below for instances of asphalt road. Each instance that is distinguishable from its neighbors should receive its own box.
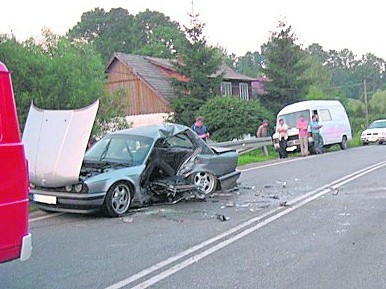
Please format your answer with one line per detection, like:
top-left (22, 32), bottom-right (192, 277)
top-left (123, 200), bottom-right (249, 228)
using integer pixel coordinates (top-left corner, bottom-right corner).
top-left (1, 145), bottom-right (385, 289)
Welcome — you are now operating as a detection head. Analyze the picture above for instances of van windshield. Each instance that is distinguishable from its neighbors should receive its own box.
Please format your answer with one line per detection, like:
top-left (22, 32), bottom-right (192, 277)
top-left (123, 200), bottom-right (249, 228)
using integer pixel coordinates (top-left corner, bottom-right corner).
top-left (278, 110), bottom-right (310, 128)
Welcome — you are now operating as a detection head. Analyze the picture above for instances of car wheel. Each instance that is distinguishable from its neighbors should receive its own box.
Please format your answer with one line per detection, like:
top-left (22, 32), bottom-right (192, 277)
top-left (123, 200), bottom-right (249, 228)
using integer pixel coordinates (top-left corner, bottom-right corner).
top-left (104, 182), bottom-right (132, 217)
top-left (362, 142), bottom-right (368, 146)
top-left (340, 136), bottom-right (348, 150)
top-left (191, 172), bottom-right (217, 195)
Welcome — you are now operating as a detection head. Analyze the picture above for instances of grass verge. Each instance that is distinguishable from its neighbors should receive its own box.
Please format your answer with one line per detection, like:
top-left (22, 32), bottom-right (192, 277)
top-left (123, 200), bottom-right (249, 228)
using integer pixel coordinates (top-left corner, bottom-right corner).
top-left (238, 146), bottom-right (278, 166)
top-left (29, 203), bottom-right (39, 213)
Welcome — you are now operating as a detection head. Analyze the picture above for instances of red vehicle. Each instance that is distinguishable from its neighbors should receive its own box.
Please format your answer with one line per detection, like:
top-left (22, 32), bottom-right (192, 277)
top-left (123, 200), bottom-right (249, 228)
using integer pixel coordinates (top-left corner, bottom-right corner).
top-left (0, 60), bottom-right (32, 263)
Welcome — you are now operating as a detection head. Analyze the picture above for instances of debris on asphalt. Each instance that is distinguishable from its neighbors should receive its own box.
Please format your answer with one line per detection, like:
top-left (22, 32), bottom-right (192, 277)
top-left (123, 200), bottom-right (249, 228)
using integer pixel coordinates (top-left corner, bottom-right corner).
top-left (122, 217), bottom-right (133, 223)
top-left (236, 203), bottom-right (250, 208)
top-left (238, 185), bottom-right (255, 190)
top-left (216, 214), bottom-right (230, 221)
top-left (331, 188), bottom-right (339, 195)
top-left (269, 194), bottom-right (279, 199)
top-left (279, 201), bottom-right (289, 207)
top-left (282, 182), bottom-right (287, 188)
top-left (225, 201), bottom-right (235, 207)
top-left (211, 192), bottom-right (234, 197)
top-left (264, 184), bottom-right (273, 189)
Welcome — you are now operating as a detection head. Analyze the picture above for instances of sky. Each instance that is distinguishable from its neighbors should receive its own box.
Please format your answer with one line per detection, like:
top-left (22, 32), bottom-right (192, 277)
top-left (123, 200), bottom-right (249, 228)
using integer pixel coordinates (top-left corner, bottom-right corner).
top-left (1, 0), bottom-right (385, 60)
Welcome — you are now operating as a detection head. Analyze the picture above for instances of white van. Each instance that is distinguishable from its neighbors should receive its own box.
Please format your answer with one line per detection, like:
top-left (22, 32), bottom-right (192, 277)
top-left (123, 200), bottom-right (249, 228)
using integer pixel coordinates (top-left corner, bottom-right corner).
top-left (272, 100), bottom-right (352, 153)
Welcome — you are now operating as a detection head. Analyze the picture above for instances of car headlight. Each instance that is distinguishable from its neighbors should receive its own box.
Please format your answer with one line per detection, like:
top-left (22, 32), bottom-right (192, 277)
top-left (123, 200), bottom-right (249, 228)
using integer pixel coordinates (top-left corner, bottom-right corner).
top-left (74, 183), bottom-right (84, 193)
top-left (65, 185), bottom-right (72, 192)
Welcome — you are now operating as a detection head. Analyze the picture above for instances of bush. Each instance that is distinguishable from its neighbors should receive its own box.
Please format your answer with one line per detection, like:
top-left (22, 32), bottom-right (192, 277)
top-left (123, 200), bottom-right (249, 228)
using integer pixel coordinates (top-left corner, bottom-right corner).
top-left (199, 96), bottom-right (273, 142)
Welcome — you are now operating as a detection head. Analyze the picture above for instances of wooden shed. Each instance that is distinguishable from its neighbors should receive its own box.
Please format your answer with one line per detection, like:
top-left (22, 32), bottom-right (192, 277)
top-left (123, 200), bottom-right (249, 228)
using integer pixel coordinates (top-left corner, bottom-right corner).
top-left (105, 52), bottom-right (256, 116)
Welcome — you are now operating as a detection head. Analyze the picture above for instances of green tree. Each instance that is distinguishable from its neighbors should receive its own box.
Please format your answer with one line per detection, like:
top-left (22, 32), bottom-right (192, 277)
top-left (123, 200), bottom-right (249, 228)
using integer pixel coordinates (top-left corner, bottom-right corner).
top-left (235, 51), bottom-right (264, 78)
top-left (134, 25), bottom-right (187, 58)
top-left (0, 30), bottom-right (127, 132)
top-left (68, 8), bottom-right (137, 62)
top-left (68, 8), bottom-right (186, 62)
top-left (170, 13), bottom-right (222, 125)
top-left (301, 53), bottom-right (333, 99)
top-left (369, 89), bottom-right (386, 117)
top-left (260, 21), bottom-right (310, 113)
top-left (199, 96), bottom-right (272, 141)
top-left (306, 43), bottom-right (330, 64)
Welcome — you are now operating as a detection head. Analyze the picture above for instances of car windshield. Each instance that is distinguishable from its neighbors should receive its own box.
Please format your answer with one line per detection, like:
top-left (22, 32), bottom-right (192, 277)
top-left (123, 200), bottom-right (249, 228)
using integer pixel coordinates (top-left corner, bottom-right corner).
top-left (278, 110), bottom-right (310, 128)
top-left (369, 121), bottom-right (386, 129)
top-left (84, 134), bottom-right (153, 165)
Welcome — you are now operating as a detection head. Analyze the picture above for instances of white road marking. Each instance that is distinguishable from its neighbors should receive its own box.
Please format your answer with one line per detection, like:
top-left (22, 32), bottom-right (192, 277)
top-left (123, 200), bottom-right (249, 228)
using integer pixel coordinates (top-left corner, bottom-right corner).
top-left (105, 160), bottom-right (386, 289)
top-left (29, 213), bottom-right (65, 223)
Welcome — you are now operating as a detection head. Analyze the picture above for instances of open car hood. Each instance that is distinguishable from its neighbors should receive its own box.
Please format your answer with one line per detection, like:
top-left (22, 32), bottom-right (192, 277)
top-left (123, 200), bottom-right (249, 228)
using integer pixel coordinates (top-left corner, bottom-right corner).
top-left (22, 101), bottom-right (99, 187)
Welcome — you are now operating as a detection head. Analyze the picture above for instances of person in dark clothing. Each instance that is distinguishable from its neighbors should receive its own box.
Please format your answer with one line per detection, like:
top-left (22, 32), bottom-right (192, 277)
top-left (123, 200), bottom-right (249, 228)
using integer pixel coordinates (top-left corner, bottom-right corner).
top-left (191, 116), bottom-right (209, 142)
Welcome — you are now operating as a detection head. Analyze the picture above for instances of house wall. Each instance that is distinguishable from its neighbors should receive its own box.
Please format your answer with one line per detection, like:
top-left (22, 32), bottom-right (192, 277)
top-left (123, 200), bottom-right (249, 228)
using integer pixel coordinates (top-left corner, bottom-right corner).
top-left (105, 60), bottom-right (171, 115)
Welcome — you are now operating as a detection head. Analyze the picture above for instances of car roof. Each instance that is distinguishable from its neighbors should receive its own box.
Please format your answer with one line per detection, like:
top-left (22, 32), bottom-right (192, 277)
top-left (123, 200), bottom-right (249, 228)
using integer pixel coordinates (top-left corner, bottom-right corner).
top-left (372, 119), bottom-right (386, 123)
top-left (110, 123), bottom-right (189, 139)
top-left (278, 100), bottom-right (343, 115)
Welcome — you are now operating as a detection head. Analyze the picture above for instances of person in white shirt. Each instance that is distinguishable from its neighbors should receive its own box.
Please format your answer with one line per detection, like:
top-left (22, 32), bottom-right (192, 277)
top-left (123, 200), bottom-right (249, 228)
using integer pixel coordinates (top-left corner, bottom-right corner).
top-left (276, 118), bottom-right (288, 158)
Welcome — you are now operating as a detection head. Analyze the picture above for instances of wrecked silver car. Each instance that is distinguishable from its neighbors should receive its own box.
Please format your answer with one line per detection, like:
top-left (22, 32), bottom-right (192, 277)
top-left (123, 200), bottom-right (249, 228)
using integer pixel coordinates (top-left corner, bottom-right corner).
top-left (26, 108), bottom-right (240, 217)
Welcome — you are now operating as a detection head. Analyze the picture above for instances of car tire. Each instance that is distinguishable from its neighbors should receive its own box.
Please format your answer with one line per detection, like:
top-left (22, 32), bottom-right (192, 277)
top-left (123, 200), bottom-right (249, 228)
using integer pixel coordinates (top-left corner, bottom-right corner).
top-left (104, 182), bottom-right (132, 217)
top-left (362, 142), bottom-right (368, 146)
top-left (340, 136), bottom-right (348, 150)
top-left (191, 172), bottom-right (217, 195)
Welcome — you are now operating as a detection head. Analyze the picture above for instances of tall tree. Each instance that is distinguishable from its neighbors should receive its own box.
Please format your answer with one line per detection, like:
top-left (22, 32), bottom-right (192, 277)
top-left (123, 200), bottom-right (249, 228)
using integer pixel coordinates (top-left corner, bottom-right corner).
top-left (68, 8), bottom-right (186, 62)
top-left (68, 8), bottom-right (137, 62)
top-left (170, 13), bottom-right (222, 125)
top-left (260, 21), bottom-right (310, 113)
top-left (235, 51), bottom-right (264, 78)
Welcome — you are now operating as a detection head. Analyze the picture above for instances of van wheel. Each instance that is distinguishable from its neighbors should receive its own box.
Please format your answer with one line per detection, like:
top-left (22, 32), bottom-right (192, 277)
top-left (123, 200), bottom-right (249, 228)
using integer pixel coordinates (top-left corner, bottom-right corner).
top-left (340, 136), bottom-right (348, 150)
top-left (104, 182), bottom-right (132, 217)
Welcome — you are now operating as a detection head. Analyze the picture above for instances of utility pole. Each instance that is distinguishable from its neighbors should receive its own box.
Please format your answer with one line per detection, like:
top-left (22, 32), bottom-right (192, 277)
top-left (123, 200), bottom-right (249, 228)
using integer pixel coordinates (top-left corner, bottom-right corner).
top-left (364, 79), bottom-right (369, 127)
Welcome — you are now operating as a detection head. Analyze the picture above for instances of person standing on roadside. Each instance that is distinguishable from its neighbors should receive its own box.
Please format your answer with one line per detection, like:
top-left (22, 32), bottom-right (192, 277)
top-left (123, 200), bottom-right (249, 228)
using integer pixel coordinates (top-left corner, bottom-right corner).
top-left (191, 116), bottom-right (210, 142)
top-left (310, 114), bottom-right (324, 154)
top-left (256, 120), bottom-right (269, 138)
top-left (296, 114), bottom-right (309, 157)
top-left (256, 120), bottom-right (270, 155)
top-left (276, 118), bottom-right (288, 158)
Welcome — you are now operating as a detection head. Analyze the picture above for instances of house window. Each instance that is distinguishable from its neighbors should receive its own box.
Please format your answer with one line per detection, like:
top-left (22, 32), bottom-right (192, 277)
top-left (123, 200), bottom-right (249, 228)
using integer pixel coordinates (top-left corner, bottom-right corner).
top-left (221, 82), bottom-right (232, 96)
top-left (239, 83), bottom-right (249, 100)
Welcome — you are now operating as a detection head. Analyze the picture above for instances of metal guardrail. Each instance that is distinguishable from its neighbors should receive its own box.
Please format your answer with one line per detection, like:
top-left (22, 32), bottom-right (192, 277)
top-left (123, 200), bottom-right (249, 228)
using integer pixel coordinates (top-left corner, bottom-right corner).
top-left (208, 137), bottom-right (273, 155)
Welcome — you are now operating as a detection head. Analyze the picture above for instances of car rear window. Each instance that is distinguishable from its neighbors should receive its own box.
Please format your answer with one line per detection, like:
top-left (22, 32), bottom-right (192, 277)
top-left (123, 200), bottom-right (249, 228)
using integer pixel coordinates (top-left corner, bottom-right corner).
top-left (369, 121), bottom-right (386, 129)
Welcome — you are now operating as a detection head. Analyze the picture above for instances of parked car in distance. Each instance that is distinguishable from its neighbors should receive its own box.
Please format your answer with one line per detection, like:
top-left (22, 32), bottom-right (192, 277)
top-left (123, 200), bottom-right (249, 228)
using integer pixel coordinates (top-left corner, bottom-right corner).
top-left (272, 100), bottom-right (352, 153)
top-left (25, 116), bottom-right (240, 217)
top-left (361, 119), bottom-right (386, 145)
top-left (0, 61), bottom-right (32, 263)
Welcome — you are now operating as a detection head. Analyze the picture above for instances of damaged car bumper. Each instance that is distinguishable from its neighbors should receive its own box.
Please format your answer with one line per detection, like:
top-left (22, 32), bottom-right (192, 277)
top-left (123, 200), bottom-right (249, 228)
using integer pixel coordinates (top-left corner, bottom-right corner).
top-left (30, 189), bottom-right (105, 214)
top-left (218, 170), bottom-right (241, 191)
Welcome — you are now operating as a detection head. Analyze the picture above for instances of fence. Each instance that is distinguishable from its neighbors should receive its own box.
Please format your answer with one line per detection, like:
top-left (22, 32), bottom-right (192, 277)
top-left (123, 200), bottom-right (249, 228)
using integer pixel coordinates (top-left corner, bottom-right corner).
top-left (208, 137), bottom-right (273, 155)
